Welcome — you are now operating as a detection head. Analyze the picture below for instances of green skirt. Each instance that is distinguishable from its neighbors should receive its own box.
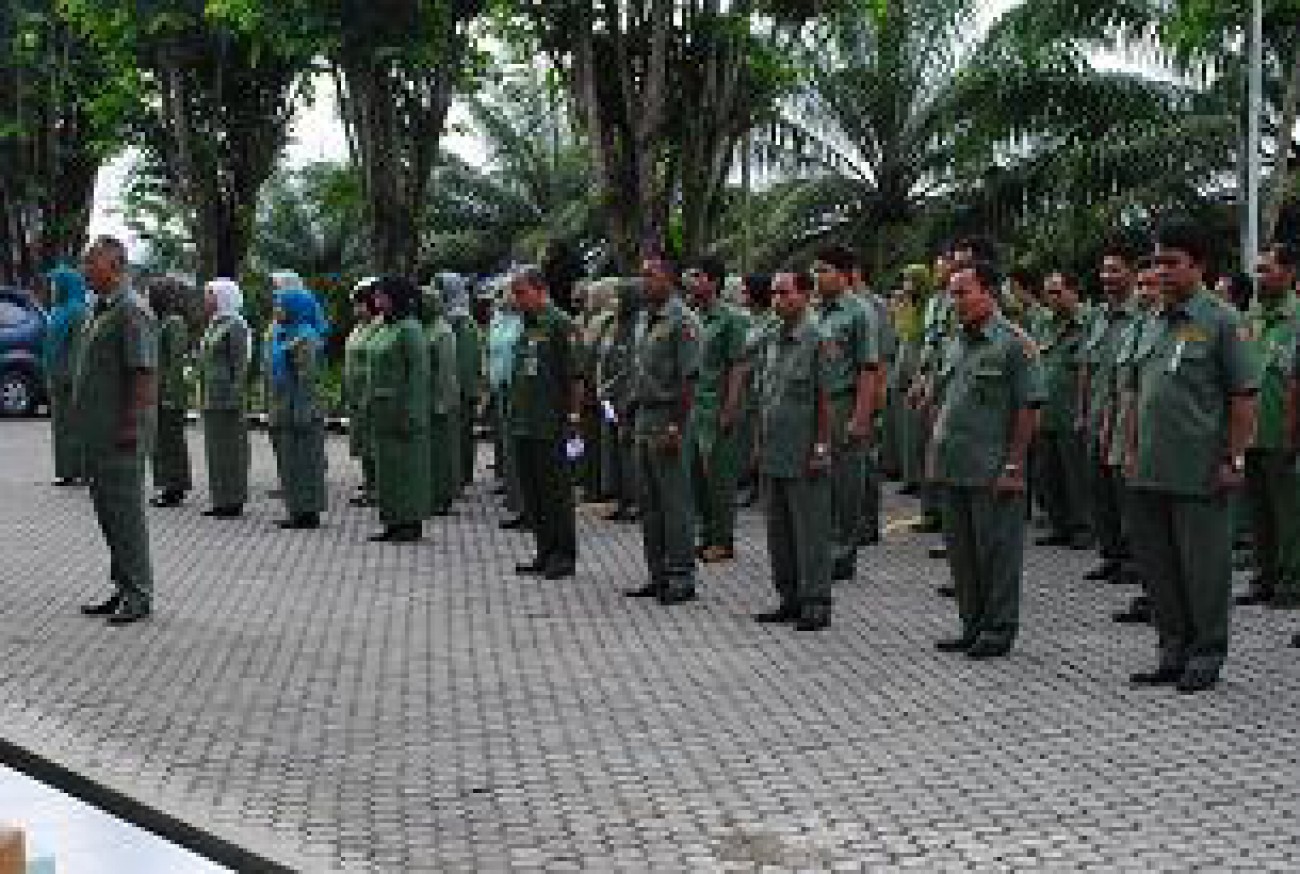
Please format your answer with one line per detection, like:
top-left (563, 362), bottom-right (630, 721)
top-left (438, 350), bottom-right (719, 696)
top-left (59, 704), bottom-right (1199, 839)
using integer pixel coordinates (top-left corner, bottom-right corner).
top-left (203, 409), bottom-right (249, 509)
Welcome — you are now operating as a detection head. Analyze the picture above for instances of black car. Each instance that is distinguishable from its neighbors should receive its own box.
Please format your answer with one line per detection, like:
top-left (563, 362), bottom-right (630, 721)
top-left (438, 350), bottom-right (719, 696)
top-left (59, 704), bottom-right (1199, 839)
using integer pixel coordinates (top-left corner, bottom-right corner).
top-left (0, 286), bottom-right (48, 416)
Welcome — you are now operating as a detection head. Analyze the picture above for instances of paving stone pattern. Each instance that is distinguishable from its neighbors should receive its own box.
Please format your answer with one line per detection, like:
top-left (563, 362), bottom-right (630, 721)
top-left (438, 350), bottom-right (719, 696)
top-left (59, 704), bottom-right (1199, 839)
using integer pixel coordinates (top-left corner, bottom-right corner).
top-left (1, 419), bottom-right (1299, 872)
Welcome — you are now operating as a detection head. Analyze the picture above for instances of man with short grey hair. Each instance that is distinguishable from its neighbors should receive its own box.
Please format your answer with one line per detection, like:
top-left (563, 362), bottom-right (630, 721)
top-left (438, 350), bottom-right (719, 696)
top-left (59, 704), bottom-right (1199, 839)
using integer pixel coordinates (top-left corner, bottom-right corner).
top-left (74, 236), bottom-right (159, 626)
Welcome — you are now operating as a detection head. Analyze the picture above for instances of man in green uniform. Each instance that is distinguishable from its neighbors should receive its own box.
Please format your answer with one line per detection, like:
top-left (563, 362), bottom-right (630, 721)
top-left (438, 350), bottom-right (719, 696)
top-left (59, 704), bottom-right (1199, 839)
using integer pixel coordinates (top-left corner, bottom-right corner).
top-left (508, 266), bottom-right (582, 580)
top-left (736, 274), bottom-right (776, 508)
top-left (685, 257), bottom-right (749, 563)
top-left (753, 270), bottom-right (835, 631)
top-left (853, 264), bottom-right (894, 546)
top-left (1126, 221), bottom-right (1257, 693)
top-left (1238, 243), bottom-right (1300, 608)
top-left (625, 256), bottom-right (702, 605)
top-left (812, 245), bottom-right (882, 581)
top-left (595, 278), bottom-right (642, 522)
top-left (74, 236), bottom-right (158, 626)
top-left (1081, 246), bottom-right (1138, 581)
top-left (911, 249), bottom-right (958, 541)
top-left (43, 267), bottom-right (89, 486)
top-left (931, 261), bottom-right (1045, 658)
top-left (148, 279), bottom-right (193, 508)
top-left (1036, 270), bottom-right (1093, 549)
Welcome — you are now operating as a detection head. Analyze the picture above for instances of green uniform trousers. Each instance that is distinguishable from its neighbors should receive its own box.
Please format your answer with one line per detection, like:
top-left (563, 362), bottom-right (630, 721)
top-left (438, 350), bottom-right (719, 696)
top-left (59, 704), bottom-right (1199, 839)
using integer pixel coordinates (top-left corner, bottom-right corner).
top-left (1037, 429), bottom-right (1091, 536)
top-left (86, 451), bottom-right (153, 611)
top-left (636, 438), bottom-right (697, 596)
top-left (690, 417), bottom-right (743, 550)
top-left (765, 475), bottom-right (833, 610)
top-left (493, 392), bottom-right (522, 515)
top-left (941, 485), bottom-right (1025, 646)
top-left (900, 401), bottom-right (927, 491)
top-left (429, 412), bottom-right (456, 514)
top-left (460, 394), bottom-right (476, 488)
top-left (514, 436), bottom-right (577, 568)
top-left (600, 418), bottom-right (639, 511)
top-left (271, 423), bottom-right (327, 517)
top-left (49, 381), bottom-right (84, 480)
top-left (1127, 489), bottom-right (1233, 675)
top-left (830, 438), bottom-right (866, 575)
top-left (373, 429), bottom-right (432, 527)
top-left (202, 410), bottom-right (249, 509)
top-left (152, 407), bottom-right (192, 494)
top-left (1090, 444), bottom-right (1127, 561)
top-left (859, 442), bottom-right (882, 543)
top-left (1245, 450), bottom-right (1300, 605)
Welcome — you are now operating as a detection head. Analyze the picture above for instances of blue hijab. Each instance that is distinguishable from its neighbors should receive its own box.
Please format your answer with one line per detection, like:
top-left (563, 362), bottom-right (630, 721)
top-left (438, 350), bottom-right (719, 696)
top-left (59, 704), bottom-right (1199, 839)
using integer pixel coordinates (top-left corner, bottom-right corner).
top-left (43, 268), bottom-right (88, 370)
top-left (271, 289), bottom-right (322, 389)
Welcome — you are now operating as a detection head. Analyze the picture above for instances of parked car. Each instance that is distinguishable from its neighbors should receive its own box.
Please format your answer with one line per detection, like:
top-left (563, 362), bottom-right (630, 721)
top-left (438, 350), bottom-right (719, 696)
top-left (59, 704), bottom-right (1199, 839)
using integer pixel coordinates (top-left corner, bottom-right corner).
top-left (0, 286), bottom-right (48, 417)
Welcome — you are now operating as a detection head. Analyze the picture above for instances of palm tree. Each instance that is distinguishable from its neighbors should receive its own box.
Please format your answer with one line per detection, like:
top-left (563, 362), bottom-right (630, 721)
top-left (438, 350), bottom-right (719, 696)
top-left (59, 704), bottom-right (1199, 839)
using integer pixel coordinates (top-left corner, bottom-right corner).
top-left (725, 0), bottom-right (1237, 271)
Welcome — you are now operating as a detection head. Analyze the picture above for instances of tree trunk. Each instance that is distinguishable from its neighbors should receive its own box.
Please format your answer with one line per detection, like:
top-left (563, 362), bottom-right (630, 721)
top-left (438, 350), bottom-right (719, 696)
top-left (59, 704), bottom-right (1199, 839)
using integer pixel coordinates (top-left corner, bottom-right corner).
top-left (1265, 42), bottom-right (1300, 245)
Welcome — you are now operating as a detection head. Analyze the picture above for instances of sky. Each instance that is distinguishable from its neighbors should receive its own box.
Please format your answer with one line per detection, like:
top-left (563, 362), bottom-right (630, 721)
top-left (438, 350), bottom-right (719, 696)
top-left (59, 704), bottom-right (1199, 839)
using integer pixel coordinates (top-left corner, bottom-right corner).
top-left (83, 0), bottom-right (1037, 251)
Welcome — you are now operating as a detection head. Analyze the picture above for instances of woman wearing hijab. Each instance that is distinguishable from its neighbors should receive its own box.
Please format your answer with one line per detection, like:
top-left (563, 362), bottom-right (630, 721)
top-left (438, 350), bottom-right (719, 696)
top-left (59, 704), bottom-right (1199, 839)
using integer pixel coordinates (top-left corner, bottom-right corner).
top-left (198, 278), bottom-right (251, 518)
top-left (366, 276), bottom-right (432, 542)
top-left (268, 289), bottom-right (327, 529)
top-left (344, 278), bottom-right (380, 507)
top-left (43, 267), bottom-right (89, 485)
top-left (147, 278), bottom-right (193, 508)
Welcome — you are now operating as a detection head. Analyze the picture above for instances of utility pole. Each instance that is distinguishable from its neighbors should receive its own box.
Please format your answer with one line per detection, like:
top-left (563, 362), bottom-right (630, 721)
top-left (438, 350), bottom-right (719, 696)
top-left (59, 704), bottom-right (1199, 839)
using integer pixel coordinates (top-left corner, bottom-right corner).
top-left (1245, 0), bottom-right (1263, 273)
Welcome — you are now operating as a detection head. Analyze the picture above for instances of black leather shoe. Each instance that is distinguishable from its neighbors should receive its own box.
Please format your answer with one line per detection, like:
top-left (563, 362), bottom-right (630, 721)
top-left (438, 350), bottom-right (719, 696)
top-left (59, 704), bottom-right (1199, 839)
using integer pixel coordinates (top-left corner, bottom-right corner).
top-left (936, 585), bottom-right (956, 598)
top-left (754, 606), bottom-right (800, 624)
top-left (1176, 668), bottom-right (1219, 693)
top-left (1084, 561), bottom-right (1120, 581)
top-left (965, 638), bottom-right (1012, 659)
top-left (543, 564), bottom-right (576, 580)
top-left (1290, 633), bottom-right (1300, 648)
top-left (389, 524), bottom-right (422, 543)
top-left (515, 559), bottom-right (547, 575)
top-left (1112, 608), bottom-right (1152, 624)
top-left (910, 518), bottom-right (942, 534)
top-left (277, 514), bottom-right (320, 530)
top-left (796, 605), bottom-right (831, 631)
top-left (1035, 533), bottom-right (1072, 547)
top-left (658, 589), bottom-right (697, 606)
top-left (53, 477), bottom-right (78, 487)
top-left (624, 583), bottom-right (661, 598)
top-left (832, 563), bottom-right (854, 582)
top-left (1068, 531), bottom-right (1095, 551)
top-left (928, 545), bottom-right (948, 560)
top-left (107, 606), bottom-right (151, 626)
top-left (1235, 591), bottom-right (1273, 607)
top-left (203, 506), bottom-right (243, 518)
top-left (369, 529), bottom-right (394, 542)
top-left (80, 594), bottom-right (122, 616)
top-left (499, 516), bottom-right (527, 531)
top-left (935, 636), bottom-right (975, 652)
top-left (150, 491), bottom-right (185, 508)
top-left (1130, 667), bottom-right (1182, 686)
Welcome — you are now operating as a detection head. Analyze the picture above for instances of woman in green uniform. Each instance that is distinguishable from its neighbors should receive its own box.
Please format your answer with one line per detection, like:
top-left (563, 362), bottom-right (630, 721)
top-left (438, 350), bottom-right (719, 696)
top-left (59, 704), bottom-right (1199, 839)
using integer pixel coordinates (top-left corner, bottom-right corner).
top-left (365, 276), bottom-right (432, 542)
top-left (198, 278), bottom-right (251, 517)
top-left (423, 285), bottom-right (460, 515)
top-left (344, 278), bottom-right (380, 507)
top-left (148, 279), bottom-right (193, 507)
top-left (268, 289), bottom-right (327, 529)
top-left (43, 267), bottom-right (89, 485)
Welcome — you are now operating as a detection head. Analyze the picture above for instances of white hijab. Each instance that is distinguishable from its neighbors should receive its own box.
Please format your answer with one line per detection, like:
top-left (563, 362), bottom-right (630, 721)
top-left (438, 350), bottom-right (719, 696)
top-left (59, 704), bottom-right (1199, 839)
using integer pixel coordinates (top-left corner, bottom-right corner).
top-left (206, 278), bottom-right (251, 359)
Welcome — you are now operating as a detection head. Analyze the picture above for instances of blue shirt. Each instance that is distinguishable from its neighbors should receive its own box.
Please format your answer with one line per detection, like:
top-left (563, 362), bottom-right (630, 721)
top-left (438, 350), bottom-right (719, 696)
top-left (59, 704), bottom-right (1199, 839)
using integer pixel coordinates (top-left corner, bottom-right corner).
top-left (488, 311), bottom-right (523, 389)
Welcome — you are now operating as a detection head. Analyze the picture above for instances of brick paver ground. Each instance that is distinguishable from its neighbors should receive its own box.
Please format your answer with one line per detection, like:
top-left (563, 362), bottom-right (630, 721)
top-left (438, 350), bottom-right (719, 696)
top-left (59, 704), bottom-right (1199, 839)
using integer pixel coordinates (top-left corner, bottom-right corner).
top-left (2, 419), bottom-right (1299, 872)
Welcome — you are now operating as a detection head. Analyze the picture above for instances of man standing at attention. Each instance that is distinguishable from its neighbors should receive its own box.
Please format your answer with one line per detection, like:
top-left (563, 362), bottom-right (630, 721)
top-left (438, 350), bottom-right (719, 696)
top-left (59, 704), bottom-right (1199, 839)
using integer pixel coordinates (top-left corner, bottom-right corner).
top-left (685, 257), bottom-right (749, 563)
top-left (74, 236), bottom-right (158, 626)
top-left (931, 262), bottom-right (1044, 659)
top-left (1126, 221), bottom-right (1257, 693)
top-left (625, 256), bottom-right (702, 605)
top-left (811, 245), bottom-right (882, 582)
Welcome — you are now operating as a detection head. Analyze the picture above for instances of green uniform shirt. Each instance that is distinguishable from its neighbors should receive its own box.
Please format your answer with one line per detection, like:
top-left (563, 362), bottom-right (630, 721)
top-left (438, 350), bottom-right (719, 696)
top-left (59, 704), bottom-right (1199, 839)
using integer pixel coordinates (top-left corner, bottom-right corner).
top-left (1039, 309), bottom-right (1086, 433)
top-left (368, 318), bottom-right (431, 436)
top-left (267, 334), bottom-right (323, 430)
top-left (344, 321), bottom-right (379, 420)
top-left (817, 292), bottom-right (879, 403)
top-left (930, 314), bottom-right (1046, 486)
top-left (156, 313), bottom-right (190, 411)
top-left (1109, 307), bottom-right (1161, 469)
top-left (1083, 300), bottom-right (1135, 441)
top-left (509, 303), bottom-right (575, 440)
top-left (72, 288), bottom-right (159, 454)
top-left (427, 317), bottom-right (460, 416)
top-left (1131, 288), bottom-right (1257, 496)
top-left (453, 316), bottom-right (481, 400)
top-left (1244, 292), bottom-right (1300, 449)
top-left (198, 316), bottom-right (250, 412)
top-left (759, 314), bottom-right (829, 479)
top-left (695, 299), bottom-right (749, 409)
top-left (632, 296), bottom-right (701, 434)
